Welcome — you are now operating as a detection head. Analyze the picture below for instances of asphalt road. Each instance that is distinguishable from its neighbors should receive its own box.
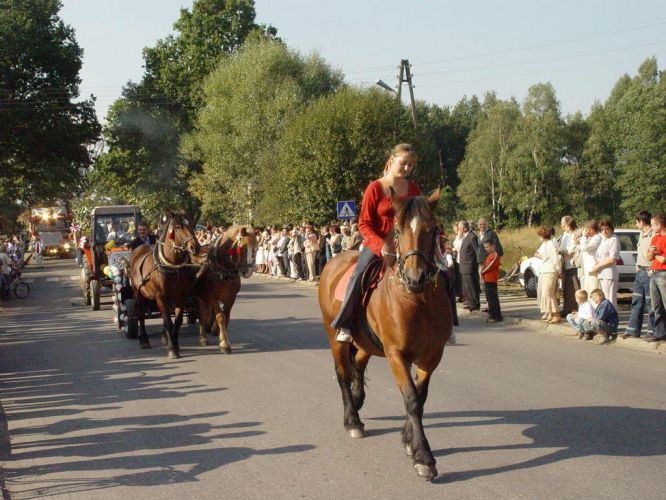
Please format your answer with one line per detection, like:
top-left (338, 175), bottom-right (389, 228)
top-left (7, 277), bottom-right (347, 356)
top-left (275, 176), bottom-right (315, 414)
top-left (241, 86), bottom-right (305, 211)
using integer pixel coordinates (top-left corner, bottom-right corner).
top-left (0, 259), bottom-right (665, 499)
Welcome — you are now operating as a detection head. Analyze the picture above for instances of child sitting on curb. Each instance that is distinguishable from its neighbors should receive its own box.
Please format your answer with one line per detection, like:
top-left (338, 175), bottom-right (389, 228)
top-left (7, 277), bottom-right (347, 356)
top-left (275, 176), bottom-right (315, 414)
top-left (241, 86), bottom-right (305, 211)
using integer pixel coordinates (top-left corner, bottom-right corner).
top-left (583, 288), bottom-right (619, 344)
top-left (566, 289), bottom-right (595, 339)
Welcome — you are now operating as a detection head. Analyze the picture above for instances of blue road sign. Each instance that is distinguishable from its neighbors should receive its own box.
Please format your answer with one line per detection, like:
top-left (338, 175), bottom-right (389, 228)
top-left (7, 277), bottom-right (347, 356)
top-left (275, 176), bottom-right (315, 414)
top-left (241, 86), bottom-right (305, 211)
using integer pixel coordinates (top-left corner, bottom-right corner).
top-left (336, 200), bottom-right (356, 219)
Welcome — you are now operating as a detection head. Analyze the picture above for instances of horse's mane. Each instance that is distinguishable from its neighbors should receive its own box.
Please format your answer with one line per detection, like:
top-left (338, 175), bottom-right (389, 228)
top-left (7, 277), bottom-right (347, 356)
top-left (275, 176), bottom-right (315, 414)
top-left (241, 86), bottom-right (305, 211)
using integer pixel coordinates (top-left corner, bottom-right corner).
top-left (396, 196), bottom-right (436, 229)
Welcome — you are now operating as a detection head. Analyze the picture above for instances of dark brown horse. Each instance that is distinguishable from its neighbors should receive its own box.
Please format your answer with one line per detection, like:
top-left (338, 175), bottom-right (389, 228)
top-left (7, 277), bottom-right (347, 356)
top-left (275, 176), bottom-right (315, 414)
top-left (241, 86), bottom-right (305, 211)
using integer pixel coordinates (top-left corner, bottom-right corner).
top-left (195, 226), bottom-right (257, 353)
top-left (318, 189), bottom-right (452, 481)
top-left (130, 211), bottom-right (200, 359)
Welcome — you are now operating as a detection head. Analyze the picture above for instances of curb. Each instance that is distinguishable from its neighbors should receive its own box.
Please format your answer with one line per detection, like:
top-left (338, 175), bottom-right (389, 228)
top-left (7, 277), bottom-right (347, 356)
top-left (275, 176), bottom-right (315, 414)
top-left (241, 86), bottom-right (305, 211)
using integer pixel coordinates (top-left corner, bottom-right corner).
top-left (251, 273), bottom-right (664, 356)
top-left (502, 316), bottom-right (663, 354)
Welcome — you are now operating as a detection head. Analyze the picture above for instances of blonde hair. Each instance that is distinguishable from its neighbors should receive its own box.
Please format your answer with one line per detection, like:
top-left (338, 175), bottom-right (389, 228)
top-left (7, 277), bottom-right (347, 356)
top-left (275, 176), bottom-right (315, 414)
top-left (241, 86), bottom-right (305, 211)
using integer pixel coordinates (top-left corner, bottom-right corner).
top-left (383, 143), bottom-right (417, 175)
top-left (575, 289), bottom-right (588, 301)
top-left (590, 288), bottom-right (605, 300)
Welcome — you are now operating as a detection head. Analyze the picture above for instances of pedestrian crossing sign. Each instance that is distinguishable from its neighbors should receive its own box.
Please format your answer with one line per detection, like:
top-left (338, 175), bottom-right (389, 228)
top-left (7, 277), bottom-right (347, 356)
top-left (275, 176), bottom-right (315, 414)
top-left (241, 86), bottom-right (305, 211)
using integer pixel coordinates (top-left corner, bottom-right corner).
top-left (336, 200), bottom-right (356, 219)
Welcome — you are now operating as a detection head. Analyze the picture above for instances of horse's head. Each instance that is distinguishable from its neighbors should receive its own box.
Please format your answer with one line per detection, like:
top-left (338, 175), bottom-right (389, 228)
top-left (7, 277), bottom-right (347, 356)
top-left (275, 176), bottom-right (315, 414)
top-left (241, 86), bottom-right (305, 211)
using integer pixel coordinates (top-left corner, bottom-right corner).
top-left (160, 210), bottom-right (200, 259)
top-left (391, 188), bottom-right (441, 294)
top-left (229, 226), bottom-right (257, 278)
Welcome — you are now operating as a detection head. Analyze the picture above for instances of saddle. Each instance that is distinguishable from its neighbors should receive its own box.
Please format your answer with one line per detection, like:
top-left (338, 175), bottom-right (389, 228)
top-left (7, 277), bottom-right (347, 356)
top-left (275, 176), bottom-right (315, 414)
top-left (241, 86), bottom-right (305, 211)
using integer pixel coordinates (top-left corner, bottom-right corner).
top-left (334, 258), bottom-right (386, 351)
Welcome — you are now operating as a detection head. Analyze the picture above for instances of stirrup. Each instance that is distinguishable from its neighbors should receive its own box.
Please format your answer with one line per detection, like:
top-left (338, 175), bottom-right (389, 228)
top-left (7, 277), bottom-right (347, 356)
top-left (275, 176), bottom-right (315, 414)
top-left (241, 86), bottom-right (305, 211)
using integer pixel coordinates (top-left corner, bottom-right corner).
top-left (335, 328), bottom-right (353, 343)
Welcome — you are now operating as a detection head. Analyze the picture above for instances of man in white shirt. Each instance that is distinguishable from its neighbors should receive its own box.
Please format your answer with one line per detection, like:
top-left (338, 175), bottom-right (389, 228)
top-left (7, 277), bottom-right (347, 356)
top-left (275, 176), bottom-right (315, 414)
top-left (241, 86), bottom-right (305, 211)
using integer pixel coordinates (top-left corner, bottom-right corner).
top-left (0, 244), bottom-right (12, 299)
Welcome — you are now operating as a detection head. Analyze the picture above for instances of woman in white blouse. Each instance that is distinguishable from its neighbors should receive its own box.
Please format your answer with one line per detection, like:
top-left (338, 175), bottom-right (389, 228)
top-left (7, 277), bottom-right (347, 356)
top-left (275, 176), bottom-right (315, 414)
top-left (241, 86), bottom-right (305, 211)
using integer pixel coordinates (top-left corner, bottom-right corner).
top-left (579, 220), bottom-right (602, 293)
top-left (534, 226), bottom-right (562, 323)
top-left (593, 219), bottom-right (621, 306)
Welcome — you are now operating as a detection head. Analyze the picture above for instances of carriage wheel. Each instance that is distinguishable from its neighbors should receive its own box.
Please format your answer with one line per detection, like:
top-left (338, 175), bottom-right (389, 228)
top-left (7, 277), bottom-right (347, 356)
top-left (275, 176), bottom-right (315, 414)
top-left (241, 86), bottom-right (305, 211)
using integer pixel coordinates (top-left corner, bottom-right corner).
top-left (91, 280), bottom-right (100, 311)
top-left (13, 281), bottom-right (30, 299)
top-left (123, 299), bottom-right (138, 339)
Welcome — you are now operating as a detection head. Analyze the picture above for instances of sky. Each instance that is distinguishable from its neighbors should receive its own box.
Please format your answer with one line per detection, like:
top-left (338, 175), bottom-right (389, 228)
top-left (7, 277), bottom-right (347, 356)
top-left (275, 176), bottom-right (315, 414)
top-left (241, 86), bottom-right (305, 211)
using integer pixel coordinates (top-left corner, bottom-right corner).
top-left (60, 0), bottom-right (666, 124)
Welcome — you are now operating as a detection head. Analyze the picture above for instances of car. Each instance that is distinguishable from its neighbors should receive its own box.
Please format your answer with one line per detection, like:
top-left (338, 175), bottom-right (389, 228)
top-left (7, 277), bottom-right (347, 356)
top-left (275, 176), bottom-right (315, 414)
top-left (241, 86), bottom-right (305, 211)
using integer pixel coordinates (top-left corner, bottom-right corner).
top-left (518, 229), bottom-right (640, 298)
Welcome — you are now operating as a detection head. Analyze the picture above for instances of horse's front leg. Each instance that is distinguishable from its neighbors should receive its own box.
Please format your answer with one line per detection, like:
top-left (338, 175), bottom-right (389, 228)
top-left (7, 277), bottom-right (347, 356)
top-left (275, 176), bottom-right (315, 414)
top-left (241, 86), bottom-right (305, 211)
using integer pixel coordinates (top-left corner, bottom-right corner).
top-left (387, 352), bottom-right (437, 480)
top-left (137, 295), bottom-right (150, 349)
top-left (157, 300), bottom-right (178, 359)
top-left (216, 301), bottom-right (232, 354)
top-left (173, 307), bottom-right (184, 356)
top-left (196, 298), bottom-right (210, 347)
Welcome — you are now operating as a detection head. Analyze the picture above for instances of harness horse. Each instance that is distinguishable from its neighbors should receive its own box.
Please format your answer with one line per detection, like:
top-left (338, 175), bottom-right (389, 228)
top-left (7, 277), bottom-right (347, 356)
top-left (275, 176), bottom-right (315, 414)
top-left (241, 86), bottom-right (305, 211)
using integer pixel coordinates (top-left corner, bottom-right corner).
top-left (129, 211), bottom-right (200, 359)
top-left (195, 226), bottom-right (257, 353)
top-left (318, 189), bottom-right (452, 481)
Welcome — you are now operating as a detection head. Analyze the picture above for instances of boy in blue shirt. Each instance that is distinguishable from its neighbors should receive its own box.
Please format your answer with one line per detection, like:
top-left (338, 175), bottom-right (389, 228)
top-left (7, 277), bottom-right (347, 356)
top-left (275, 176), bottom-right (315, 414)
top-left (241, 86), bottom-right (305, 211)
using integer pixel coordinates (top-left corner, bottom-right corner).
top-left (583, 288), bottom-right (619, 344)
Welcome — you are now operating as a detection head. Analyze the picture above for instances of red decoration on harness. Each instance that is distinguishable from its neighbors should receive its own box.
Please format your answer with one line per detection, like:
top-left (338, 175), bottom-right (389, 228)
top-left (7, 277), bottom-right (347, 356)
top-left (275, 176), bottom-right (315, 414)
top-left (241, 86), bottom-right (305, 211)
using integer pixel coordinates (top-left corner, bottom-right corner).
top-left (167, 229), bottom-right (174, 240)
top-left (227, 246), bottom-right (242, 255)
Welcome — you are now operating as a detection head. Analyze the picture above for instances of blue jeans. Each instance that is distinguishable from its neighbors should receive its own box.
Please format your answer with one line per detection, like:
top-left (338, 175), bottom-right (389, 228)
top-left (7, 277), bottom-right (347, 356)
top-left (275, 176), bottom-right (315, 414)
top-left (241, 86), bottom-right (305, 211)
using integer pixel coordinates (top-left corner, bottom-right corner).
top-left (625, 269), bottom-right (655, 337)
top-left (583, 318), bottom-right (617, 335)
top-left (650, 270), bottom-right (666, 339)
top-left (566, 313), bottom-right (586, 333)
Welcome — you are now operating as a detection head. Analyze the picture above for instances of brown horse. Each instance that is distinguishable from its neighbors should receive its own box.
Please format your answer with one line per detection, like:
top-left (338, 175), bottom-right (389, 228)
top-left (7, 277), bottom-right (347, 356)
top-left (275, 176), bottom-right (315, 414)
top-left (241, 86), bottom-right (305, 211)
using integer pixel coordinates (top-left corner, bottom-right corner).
top-left (318, 189), bottom-right (452, 481)
top-left (130, 211), bottom-right (200, 359)
top-left (194, 226), bottom-right (257, 353)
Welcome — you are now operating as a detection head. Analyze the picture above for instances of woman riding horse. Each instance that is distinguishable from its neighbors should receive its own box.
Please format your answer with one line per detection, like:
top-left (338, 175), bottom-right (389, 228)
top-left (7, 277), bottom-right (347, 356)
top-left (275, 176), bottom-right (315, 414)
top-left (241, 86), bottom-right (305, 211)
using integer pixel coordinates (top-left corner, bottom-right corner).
top-left (194, 226), bottom-right (256, 353)
top-left (319, 144), bottom-right (453, 481)
top-left (331, 143), bottom-right (421, 342)
top-left (130, 211), bottom-right (200, 359)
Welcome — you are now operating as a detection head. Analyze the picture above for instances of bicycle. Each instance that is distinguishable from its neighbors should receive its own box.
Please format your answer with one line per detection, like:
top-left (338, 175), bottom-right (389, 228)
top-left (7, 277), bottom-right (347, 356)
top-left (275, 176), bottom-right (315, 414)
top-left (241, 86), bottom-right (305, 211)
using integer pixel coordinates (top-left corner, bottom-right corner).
top-left (500, 247), bottom-right (528, 285)
top-left (7, 268), bottom-right (30, 299)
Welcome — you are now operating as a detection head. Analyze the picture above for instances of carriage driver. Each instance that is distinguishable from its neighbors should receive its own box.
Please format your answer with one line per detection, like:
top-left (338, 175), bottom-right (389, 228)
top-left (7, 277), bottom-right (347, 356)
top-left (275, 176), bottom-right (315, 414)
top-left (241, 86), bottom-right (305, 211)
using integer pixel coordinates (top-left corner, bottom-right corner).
top-left (129, 222), bottom-right (157, 251)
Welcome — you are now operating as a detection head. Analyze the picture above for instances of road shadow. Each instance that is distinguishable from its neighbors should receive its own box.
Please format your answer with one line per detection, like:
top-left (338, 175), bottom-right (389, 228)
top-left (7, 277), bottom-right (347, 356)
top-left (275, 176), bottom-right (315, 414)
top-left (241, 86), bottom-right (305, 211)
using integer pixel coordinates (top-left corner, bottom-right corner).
top-left (367, 407), bottom-right (666, 484)
top-left (0, 266), bottom-right (316, 498)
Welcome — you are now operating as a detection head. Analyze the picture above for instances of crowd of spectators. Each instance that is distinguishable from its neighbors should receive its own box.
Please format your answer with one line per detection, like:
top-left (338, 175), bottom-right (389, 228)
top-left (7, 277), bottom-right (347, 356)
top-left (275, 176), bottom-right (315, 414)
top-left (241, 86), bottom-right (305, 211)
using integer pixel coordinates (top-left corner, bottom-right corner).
top-left (536, 211), bottom-right (666, 345)
top-left (0, 233), bottom-right (29, 299)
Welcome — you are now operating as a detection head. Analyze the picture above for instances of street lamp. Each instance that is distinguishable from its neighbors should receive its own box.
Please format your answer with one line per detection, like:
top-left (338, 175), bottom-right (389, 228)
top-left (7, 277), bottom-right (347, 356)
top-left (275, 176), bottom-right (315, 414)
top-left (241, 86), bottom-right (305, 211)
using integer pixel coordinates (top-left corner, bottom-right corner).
top-left (375, 79), bottom-right (396, 94)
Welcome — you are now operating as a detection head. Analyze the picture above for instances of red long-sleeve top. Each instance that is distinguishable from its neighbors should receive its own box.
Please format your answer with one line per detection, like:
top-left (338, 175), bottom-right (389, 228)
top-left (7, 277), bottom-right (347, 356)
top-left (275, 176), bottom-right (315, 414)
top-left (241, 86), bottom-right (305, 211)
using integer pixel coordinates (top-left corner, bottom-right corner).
top-left (358, 179), bottom-right (421, 257)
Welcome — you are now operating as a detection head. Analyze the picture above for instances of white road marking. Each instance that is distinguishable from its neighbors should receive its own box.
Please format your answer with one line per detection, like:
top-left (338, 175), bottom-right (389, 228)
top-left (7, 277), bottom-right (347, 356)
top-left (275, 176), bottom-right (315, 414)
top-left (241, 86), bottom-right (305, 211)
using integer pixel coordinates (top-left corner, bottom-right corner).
top-left (70, 275), bottom-right (79, 280)
top-left (46, 277), bottom-right (60, 282)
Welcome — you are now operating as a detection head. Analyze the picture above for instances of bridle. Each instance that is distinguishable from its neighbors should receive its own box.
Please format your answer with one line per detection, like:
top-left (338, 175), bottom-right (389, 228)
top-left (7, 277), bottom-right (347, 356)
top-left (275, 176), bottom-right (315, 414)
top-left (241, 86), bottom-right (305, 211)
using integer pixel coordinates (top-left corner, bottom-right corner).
top-left (392, 225), bottom-right (440, 288)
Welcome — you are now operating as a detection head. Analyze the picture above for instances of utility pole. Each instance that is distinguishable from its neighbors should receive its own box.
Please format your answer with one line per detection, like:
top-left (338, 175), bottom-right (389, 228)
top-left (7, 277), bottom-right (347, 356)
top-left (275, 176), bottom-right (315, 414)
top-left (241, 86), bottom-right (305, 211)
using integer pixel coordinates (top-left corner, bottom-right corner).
top-left (399, 59), bottom-right (417, 127)
top-left (376, 59), bottom-right (418, 127)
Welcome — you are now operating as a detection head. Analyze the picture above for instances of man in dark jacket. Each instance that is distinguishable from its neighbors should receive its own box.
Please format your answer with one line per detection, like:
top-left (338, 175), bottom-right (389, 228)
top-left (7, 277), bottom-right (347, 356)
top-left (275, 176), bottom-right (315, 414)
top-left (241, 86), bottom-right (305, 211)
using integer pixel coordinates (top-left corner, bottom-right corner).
top-left (458, 221), bottom-right (480, 311)
top-left (129, 222), bottom-right (156, 251)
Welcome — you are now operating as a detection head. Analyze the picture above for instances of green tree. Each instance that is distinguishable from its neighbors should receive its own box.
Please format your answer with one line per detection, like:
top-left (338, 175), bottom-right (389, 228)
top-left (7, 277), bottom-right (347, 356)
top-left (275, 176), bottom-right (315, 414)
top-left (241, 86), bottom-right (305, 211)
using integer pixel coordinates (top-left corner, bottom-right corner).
top-left (257, 87), bottom-right (412, 225)
top-left (185, 39), bottom-right (343, 224)
top-left (0, 0), bottom-right (100, 207)
top-left (458, 94), bottom-right (520, 226)
top-left (610, 57), bottom-right (666, 217)
top-left (506, 83), bottom-right (564, 226)
top-left (89, 0), bottom-right (275, 223)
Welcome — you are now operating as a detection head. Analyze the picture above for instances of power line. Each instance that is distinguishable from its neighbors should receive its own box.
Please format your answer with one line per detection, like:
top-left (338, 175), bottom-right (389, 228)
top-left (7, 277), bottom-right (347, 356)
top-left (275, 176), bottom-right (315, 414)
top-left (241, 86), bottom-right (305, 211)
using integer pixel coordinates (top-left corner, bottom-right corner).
top-left (343, 17), bottom-right (666, 76)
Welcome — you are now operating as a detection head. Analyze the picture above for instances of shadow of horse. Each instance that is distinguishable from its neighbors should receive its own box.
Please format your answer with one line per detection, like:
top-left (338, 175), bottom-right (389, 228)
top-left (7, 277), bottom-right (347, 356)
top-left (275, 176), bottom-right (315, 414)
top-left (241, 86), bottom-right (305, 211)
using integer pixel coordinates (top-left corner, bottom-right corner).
top-left (368, 406), bottom-right (666, 484)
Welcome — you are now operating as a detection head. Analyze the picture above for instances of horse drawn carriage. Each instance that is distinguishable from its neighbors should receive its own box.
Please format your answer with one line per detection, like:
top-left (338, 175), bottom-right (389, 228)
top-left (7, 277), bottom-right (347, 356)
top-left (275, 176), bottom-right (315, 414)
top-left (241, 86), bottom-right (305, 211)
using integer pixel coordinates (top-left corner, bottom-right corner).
top-left (80, 205), bottom-right (141, 312)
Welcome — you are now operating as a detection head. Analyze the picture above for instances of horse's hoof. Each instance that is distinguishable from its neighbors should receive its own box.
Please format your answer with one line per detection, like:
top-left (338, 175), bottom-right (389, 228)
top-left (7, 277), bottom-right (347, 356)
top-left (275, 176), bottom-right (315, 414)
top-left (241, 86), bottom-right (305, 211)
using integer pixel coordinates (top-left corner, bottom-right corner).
top-left (219, 345), bottom-right (232, 354)
top-left (404, 444), bottom-right (413, 457)
top-left (199, 337), bottom-right (209, 347)
top-left (167, 350), bottom-right (180, 360)
top-left (348, 428), bottom-right (365, 439)
top-left (140, 341), bottom-right (151, 349)
top-left (414, 464), bottom-right (437, 481)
